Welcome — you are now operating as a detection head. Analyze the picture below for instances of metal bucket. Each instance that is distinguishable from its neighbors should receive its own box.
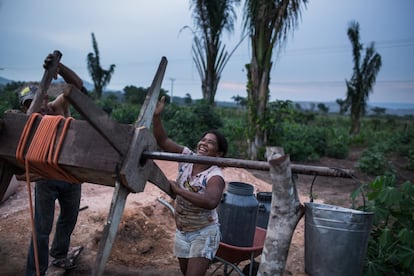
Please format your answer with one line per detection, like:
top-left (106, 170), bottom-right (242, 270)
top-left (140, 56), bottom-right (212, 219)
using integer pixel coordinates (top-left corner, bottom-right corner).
top-left (304, 202), bottom-right (374, 276)
top-left (218, 182), bottom-right (259, 247)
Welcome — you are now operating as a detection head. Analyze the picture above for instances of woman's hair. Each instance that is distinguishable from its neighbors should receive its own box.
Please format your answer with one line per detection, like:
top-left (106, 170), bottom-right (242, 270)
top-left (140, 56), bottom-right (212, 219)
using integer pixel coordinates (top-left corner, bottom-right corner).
top-left (202, 129), bottom-right (228, 157)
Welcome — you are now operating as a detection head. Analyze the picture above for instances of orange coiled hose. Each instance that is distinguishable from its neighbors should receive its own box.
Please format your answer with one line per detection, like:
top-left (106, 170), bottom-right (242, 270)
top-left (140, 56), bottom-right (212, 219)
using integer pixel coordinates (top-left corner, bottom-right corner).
top-left (16, 113), bottom-right (80, 183)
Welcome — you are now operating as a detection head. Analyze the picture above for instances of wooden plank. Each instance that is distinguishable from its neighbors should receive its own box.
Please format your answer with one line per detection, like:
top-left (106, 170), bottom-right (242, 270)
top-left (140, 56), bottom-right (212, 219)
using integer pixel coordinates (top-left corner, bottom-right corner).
top-left (0, 112), bottom-right (128, 186)
top-left (93, 180), bottom-right (129, 276)
top-left (148, 163), bottom-right (174, 198)
top-left (63, 85), bottom-right (132, 156)
top-left (135, 56), bottom-right (167, 128)
top-left (27, 51), bottom-right (62, 115)
top-left (119, 127), bottom-right (157, 192)
top-left (120, 57), bottom-right (168, 192)
top-left (93, 57), bottom-right (169, 275)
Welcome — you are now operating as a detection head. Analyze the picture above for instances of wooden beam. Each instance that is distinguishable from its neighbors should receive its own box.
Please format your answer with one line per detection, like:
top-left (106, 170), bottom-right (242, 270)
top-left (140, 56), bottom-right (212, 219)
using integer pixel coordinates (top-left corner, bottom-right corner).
top-left (92, 56), bottom-right (169, 276)
top-left (27, 51), bottom-right (62, 115)
top-left (63, 85), bottom-right (132, 156)
top-left (0, 112), bottom-right (125, 187)
top-left (119, 56), bottom-right (168, 192)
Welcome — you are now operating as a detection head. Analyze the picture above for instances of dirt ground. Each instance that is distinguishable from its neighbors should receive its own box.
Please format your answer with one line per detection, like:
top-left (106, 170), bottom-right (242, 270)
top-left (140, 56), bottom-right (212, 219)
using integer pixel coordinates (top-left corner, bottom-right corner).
top-left (0, 148), bottom-right (410, 275)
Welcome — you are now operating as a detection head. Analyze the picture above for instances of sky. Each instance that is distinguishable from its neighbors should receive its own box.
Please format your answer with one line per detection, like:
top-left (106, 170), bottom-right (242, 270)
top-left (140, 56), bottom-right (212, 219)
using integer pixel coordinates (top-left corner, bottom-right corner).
top-left (1, 0), bottom-right (413, 105)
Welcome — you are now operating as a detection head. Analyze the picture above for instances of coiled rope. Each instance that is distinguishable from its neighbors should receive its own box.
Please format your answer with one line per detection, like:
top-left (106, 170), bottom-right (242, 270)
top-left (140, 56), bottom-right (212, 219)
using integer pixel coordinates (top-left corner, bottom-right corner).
top-left (16, 113), bottom-right (80, 276)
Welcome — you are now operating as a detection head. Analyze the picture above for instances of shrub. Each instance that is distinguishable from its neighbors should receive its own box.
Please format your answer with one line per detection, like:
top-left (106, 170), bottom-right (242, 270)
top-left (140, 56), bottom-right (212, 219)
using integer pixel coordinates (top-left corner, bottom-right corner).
top-left (111, 104), bottom-right (140, 124)
top-left (352, 176), bottom-right (414, 275)
top-left (357, 148), bottom-right (396, 176)
top-left (221, 116), bottom-right (248, 158)
top-left (162, 101), bottom-right (223, 151)
top-left (272, 123), bottom-right (327, 161)
top-left (325, 139), bottom-right (349, 159)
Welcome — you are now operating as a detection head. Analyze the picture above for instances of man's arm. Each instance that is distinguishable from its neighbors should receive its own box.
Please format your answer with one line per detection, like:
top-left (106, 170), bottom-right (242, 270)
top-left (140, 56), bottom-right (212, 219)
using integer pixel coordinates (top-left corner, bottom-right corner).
top-left (58, 62), bottom-right (84, 91)
top-left (43, 53), bottom-right (87, 94)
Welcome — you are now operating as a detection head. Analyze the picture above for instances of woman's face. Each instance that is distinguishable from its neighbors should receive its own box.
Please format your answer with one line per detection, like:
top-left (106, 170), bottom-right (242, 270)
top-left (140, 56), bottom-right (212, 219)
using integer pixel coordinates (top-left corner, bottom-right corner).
top-left (196, 133), bottom-right (222, 157)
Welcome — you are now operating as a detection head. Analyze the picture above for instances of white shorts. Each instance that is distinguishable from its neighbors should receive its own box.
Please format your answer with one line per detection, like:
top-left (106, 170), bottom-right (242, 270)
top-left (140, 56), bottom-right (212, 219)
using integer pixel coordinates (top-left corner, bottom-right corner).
top-left (174, 224), bottom-right (221, 260)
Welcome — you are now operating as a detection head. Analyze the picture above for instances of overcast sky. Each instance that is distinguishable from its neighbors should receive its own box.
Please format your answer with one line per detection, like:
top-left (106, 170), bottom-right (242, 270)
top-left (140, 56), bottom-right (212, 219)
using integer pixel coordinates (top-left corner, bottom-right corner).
top-left (1, 0), bottom-right (413, 104)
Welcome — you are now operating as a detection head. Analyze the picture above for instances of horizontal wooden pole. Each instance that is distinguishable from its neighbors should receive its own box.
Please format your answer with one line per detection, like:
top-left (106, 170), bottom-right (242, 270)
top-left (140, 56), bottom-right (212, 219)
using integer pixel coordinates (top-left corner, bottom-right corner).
top-left (142, 151), bottom-right (353, 178)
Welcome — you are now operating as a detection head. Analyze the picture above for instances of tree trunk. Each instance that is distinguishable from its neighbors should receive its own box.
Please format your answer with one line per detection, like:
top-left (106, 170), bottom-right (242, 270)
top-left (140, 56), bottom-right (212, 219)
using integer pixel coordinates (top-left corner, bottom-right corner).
top-left (246, 54), bottom-right (270, 160)
top-left (258, 147), bottom-right (305, 276)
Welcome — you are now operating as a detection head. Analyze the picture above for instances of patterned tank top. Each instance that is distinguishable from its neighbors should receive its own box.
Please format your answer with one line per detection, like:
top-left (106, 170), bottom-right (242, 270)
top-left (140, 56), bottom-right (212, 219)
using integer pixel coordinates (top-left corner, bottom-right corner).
top-left (174, 147), bottom-right (223, 232)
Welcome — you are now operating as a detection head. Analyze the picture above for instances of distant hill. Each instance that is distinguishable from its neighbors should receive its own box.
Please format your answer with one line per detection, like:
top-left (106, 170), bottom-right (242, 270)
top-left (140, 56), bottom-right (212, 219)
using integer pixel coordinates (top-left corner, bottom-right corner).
top-left (295, 101), bottom-right (414, 116)
top-left (0, 75), bottom-right (94, 90)
top-left (1, 75), bottom-right (413, 116)
top-left (0, 76), bottom-right (12, 86)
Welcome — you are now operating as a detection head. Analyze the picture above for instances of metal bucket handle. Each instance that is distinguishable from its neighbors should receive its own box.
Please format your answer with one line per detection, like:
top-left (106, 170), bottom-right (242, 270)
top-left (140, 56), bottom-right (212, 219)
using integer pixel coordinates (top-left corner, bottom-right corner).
top-left (308, 167), bottom-right (368, 211)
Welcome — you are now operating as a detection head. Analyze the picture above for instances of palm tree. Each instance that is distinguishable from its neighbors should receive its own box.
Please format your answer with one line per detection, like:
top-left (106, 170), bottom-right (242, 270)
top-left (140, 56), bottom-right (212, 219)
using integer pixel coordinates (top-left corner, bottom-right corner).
top-left (243, 0), bottom-right (308, 160)
top-left (345, 21), bottom-right (382, 134)
top-left (336, 98), bottom-right (348, 115)
top-left (188, 0), bottom-right (242, 105)
top-left (87, 33), bottom-right (116, 99)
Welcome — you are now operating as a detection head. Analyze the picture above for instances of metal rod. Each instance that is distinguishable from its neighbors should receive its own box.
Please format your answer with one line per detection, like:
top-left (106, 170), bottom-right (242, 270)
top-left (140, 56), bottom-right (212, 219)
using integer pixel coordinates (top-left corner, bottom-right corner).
top-left (142, 151), bottom-right (353, 178)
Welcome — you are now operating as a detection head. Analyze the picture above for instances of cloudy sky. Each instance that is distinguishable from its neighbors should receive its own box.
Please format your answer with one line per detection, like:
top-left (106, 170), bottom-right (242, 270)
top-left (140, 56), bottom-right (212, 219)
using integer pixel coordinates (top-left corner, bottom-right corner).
top-left (1, 0), bottom-right (413, 104)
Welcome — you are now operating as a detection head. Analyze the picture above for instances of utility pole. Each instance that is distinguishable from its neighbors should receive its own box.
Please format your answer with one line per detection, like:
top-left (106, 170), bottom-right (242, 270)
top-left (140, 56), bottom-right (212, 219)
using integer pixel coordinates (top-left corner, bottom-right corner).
top-left (169, 77), bottom-right (175, 104)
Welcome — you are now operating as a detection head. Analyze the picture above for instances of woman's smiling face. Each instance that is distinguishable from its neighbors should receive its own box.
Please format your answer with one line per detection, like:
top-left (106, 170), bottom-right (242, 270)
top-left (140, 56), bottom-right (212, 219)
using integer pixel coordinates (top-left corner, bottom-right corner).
top-left (196, 133), bottom-right (220, 157)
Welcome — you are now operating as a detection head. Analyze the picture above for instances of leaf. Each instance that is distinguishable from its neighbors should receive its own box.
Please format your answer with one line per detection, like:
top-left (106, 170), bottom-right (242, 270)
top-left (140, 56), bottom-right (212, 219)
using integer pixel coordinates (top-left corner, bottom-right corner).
top-left (378, 186), bottom-right (401, 206)
top-left (401, 181), bottom-right (414, 197)
top-left (398, 244), bottom-right (414, 273)
top-left (379, 228), bottom-right (392, 248)
top-left (398, 228), bottom-right (414, 247)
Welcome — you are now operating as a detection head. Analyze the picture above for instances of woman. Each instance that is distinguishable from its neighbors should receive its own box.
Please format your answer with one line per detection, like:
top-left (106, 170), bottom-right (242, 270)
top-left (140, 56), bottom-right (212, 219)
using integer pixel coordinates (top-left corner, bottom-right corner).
top-left (152, 96), bottom-right (228, 275)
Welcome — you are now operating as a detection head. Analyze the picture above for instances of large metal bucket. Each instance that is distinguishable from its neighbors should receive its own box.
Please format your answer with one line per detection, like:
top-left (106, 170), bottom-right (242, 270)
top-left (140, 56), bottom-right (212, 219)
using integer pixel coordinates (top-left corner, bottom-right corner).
top-left (304, 202), bottom-right (374, 276)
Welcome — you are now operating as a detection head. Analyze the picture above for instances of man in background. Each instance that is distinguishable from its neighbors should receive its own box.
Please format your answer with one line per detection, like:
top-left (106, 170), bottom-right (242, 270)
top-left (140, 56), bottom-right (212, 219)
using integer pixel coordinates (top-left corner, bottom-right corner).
top-left (21, 52), bottom-right (86, 276)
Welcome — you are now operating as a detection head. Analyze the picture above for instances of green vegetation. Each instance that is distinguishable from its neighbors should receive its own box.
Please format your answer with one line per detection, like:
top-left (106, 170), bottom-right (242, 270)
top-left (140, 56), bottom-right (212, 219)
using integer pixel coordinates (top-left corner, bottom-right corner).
top-left (352, 176), bottom-right (414, 275)
top-left (0, 82), bottom-right (24, 116)
top-left (1, 82), bottom-right (413, 274)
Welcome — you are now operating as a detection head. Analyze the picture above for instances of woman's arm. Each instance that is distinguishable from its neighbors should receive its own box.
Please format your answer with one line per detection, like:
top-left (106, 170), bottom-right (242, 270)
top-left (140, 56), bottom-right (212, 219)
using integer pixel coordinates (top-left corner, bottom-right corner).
top-left (152, 96), bottom-right (183, 153)
top-left (170, 175), bottom-right (225, 209)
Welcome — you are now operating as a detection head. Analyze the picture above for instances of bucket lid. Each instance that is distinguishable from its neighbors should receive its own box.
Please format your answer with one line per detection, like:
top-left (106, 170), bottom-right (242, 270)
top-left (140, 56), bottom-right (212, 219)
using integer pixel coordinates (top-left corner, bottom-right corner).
top-left (257, 192), bottom-right (272, 201)
top-left (227, 182), bottom-right (254, 195)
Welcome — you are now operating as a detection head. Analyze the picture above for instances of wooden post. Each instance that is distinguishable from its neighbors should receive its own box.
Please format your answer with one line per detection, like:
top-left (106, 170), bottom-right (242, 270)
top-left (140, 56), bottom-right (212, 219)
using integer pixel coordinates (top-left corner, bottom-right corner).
top-left (27, 50), bottom-right (62, 115)
top-left (258, 147), bottom-right (305, 276)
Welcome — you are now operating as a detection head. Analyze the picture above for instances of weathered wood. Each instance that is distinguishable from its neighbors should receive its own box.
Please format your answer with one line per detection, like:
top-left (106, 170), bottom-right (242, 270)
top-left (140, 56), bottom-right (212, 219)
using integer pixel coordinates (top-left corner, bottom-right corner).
top-left (27, 50), bottom-right (62, 115)
top-left (258, 147), bottom-right (305, 276)
top-left (148, 163), bottom-right (175, 198)
top-left (135, 56), bottom-right (167, 128)
top-left (142, 151), bottom-right (354, 178)
top-left (0, 112), bottom-right (124, 187)
top-left (63, 85), bottom-right (132, 156)
top-left (119, 127), bottom-right (157, 192)
top-left (119, 56), bottom-right (168, 192)
top-left (93, 57), bottom-right (169, 276)
top-left (93, 180), bottom-right (129, 276)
